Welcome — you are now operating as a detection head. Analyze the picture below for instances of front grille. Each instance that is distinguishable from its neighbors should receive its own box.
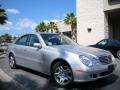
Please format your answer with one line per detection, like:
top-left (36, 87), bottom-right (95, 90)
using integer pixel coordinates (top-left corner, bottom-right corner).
top-left (90, 74), bottom-right (98, 78)
top-left (99, 55), bottom-right (112, 64)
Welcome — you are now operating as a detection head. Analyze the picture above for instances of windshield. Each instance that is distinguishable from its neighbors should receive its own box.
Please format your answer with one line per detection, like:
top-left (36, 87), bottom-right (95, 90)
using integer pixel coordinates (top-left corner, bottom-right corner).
top-left (40, 33), bottom-right (77, 46)
top-left (110, 39), bottom-right (120, 46)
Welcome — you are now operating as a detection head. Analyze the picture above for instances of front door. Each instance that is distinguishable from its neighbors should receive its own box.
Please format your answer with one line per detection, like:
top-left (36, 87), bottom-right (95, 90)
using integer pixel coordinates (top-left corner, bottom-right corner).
top-left (25, 34), bottom-right (44, 72)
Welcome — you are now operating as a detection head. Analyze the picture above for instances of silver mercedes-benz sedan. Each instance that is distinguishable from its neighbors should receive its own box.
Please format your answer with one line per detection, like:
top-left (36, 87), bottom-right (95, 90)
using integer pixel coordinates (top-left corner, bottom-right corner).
top-left (7, 32), bottom-right (117, 87)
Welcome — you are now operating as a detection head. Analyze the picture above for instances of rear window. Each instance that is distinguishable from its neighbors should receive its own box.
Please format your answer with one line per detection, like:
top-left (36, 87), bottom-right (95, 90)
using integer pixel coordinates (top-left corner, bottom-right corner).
top-left (15, 35), bottom-right (29, 46)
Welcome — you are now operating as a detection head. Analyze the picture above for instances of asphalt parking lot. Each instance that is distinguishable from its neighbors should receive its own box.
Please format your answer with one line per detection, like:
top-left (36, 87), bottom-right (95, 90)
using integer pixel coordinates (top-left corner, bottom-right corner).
top-left (0, 55), bottom-right (120, 90)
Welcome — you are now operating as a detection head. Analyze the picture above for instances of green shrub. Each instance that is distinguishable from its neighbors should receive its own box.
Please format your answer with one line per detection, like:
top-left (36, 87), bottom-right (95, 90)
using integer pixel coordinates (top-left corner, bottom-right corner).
top-left (0, 48), bottom-right (4, 52)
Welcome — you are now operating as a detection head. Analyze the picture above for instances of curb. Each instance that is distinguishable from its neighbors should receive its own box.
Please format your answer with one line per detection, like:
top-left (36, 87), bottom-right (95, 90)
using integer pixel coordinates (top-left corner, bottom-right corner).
top-left (0, 53), bottom-right (5, 56)
top-left (0, 53), bottom-right (6, 59)
top-left (0, 69), bottom-right (29, 90)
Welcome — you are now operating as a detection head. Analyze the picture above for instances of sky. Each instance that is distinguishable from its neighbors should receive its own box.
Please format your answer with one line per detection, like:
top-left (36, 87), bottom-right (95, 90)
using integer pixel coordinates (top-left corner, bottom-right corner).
top-left (0, 0), bottom-right (76, 36)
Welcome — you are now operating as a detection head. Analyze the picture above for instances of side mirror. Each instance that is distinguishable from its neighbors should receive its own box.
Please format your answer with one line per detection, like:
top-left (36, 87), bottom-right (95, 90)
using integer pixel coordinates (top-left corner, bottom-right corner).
top-left (33, 43), bottom-right (42, 49)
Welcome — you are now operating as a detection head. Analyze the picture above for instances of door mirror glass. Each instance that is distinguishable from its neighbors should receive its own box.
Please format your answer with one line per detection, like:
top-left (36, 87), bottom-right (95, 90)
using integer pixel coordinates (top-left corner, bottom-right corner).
top-left (33, 43), bottom-right (42, 48)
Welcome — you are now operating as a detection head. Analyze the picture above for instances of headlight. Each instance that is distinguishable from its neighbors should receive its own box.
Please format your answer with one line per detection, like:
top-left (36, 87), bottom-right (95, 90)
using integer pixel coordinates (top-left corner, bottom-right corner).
top-left (79, 55), bottom-right (93, 67)
top-left (111, 54), bottom-right (115, 60)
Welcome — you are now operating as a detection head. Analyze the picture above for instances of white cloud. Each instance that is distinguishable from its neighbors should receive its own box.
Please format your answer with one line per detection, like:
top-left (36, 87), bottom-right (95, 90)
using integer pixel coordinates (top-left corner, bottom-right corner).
top-left (43, 19), bottom-right (63, 24)
top-left (0, 21), bottom-right (13, 30)
top-left (55, 15), bottom-right (60, 19)
top-left (51, 19), bottom-right (63, 23)
top-left (0, 18), bottom-right (64, 31)
top-left (6, 9), bottom-right (20, 14)
top-left (15, 18), bottom-right (37, 30)
top-left (0, 26), bottom-right (10, 30)
top-left (43, 20), bottom-right (49, 24)
top-left (6, 21), bottom-right (13, 25)
top-left (0, 18), bottom-right (37, 31)
top-left (51, 19), bottom-right (59, 23)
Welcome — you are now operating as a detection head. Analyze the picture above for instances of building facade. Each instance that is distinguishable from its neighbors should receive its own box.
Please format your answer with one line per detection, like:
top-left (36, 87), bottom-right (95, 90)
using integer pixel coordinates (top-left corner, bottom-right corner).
top-left (56, 21), bottom-right (72, 38)
top-left (77, 0), bottom-right (120, 45)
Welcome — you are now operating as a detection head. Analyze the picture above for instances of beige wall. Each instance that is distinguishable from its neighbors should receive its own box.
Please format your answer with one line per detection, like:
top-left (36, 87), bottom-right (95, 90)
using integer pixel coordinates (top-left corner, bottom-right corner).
top-left (76, 0), bottom-right (120, 45)
top-left (56, 21), bottom-right (71, 33)
top-left (77, 0), bottom-right (107, 46)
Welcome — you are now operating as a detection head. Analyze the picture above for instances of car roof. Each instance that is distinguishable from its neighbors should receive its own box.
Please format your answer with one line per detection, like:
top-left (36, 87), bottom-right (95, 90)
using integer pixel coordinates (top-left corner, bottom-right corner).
top-left (19, 32), bottom-right (58, 36)
top-left (102, 39), bottom-right (120, 41)
top-left (38, 32), bottom-right (58, 34)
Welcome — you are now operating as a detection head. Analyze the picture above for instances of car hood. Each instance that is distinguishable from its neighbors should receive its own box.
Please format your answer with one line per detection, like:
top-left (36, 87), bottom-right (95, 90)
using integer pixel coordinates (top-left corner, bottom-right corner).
top-left (51, 45), bottom-right (110, 56)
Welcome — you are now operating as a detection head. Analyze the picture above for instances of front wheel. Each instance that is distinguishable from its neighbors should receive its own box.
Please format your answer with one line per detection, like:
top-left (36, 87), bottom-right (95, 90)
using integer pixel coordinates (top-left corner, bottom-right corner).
top-left (52, 62), bottom-right (73, 87)
top-left (117, 50), bottom-right (120, 59)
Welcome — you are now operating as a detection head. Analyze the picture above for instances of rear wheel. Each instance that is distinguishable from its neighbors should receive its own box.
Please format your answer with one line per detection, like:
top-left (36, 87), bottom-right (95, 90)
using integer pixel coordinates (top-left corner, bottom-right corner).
top-left (52, 62), bottom-right (73, 87)
top-left (117, 50), bottom-right (120, 59)
top-left (9, 54), bottom-right (17, 69)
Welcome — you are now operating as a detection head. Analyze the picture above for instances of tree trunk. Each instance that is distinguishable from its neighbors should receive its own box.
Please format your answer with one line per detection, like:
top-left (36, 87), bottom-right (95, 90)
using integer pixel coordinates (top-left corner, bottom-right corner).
top-left (51, 29), bottom-right (53, 33)
top-left (71, 24), bottom-right (77, 42)
top-left (56, 28), bottom-right (59, 33)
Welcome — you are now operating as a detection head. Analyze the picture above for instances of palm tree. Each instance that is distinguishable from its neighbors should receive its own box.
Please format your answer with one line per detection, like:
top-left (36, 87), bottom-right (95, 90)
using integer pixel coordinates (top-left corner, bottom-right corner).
top-left (64, 13), bottom-right (77, 41)
top-left (35, 22), bottom-right (48, 32)
top-left (48, 22), bottom-right (58, 33)
top-left (1, 33), bottom-right (12, 43)
top-left (0, 7), bottom-right (8, 25)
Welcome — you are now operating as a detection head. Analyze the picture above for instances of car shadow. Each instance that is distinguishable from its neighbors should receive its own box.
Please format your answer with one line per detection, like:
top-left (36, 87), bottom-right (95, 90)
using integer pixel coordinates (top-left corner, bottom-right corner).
top-left (13, 74), bottom-right (56, 90)
top-left (0, 73), bottom-right (118, 90)
top-left (17, 66), bottom-right (119, 90)
top-left (65, 74), bottom-right (118, 90)
top-left (17, 66), bottom-right (52, 80)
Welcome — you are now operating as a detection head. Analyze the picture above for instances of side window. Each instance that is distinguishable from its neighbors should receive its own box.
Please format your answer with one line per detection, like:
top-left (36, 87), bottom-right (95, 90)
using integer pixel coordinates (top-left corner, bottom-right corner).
top-left (29, 35), bottom-right (40, 47)
top-left (108, 40), bottom-right (113, 46)
top-left (15, 35), bottom-right (29, 46)
top-left (97, 40), bottom-right (108, 46)
top-left (109, 40), bottom-right (119, 46)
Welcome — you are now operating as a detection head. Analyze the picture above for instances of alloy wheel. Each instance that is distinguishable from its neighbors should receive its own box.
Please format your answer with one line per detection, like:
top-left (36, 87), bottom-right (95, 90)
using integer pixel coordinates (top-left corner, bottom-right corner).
top-left (54, 65), bottom-right (72, 86)
top-left (117, 50), bottom-right (120, 59)
top-left (9, 55), bottom-right (16, 68)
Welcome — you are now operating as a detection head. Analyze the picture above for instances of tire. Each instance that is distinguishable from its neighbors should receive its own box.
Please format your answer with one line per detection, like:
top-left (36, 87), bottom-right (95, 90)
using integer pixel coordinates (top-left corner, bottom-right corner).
top-left (117, 50), bottom-right (120, 59)
top-left (9, 54), bottom-right (17, 69)
top-left (52, 62), bottom-right (73, 87)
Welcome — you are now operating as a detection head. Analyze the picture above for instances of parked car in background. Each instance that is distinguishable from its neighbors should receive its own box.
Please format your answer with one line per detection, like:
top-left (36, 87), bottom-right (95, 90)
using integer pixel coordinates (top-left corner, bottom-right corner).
top-left (7, 33), bottom-right (117, 87)
top-left (0, 42), bottom-right (5, 46)
top-left (89, 39), bottom-right (120, 59)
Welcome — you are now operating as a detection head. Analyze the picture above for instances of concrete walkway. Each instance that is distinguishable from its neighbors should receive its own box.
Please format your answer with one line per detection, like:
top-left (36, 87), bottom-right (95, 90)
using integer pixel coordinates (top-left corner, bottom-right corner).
top-left (0, 54), bottom-right (6, 59)
top-left (0, 68), bottom-right (29, 90)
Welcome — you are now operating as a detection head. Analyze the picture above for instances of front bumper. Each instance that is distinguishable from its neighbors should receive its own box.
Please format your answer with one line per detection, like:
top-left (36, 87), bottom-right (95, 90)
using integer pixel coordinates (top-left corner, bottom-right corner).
top-left (72, 63), bottom-right (116, 82)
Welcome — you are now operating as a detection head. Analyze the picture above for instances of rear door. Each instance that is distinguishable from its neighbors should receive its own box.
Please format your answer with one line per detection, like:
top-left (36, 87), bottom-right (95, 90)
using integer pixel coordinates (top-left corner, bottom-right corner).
top-left (14, 35), bottom-right (30, 66)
